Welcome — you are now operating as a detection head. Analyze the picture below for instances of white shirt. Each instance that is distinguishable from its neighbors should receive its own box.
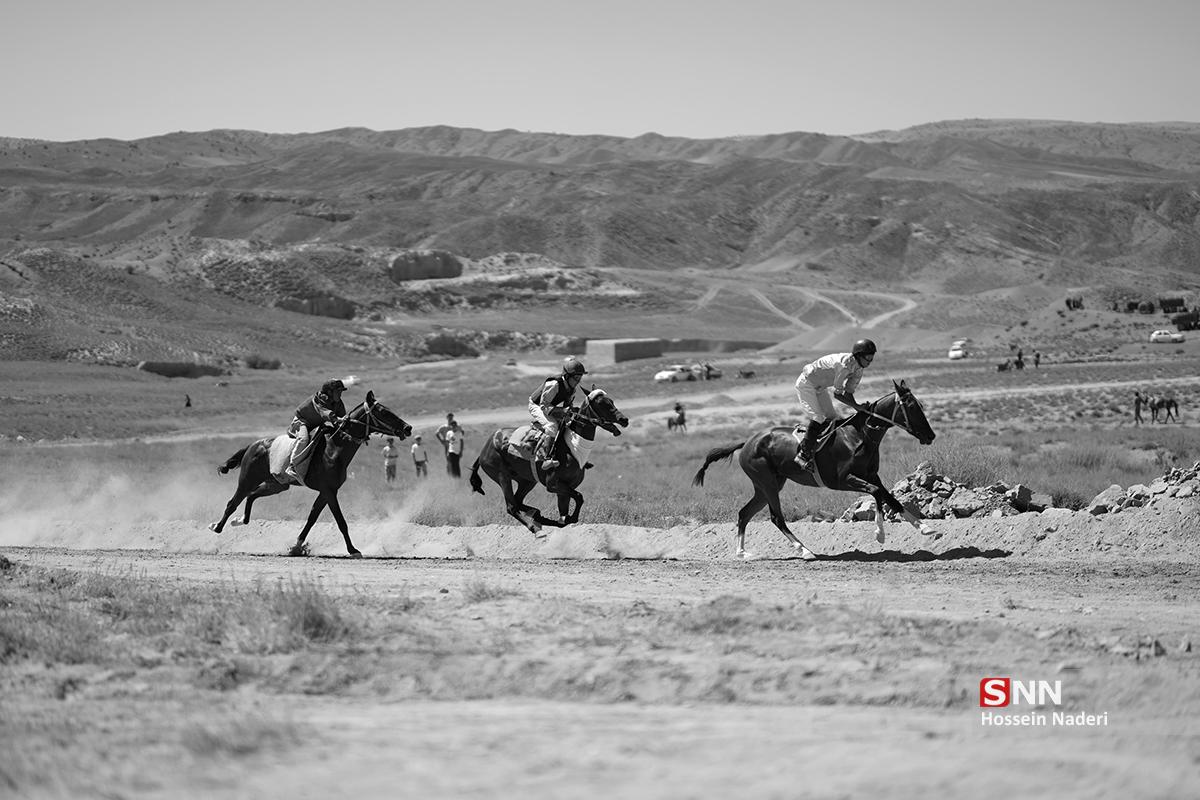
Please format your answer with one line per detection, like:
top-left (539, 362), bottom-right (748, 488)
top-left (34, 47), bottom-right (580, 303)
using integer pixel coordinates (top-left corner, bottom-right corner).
top-left (445, 429), bottom-right (463, 456)
top-left (410, 442), bottom-right (427, 462)
top-left (799, 352), bottom-right (863, 393)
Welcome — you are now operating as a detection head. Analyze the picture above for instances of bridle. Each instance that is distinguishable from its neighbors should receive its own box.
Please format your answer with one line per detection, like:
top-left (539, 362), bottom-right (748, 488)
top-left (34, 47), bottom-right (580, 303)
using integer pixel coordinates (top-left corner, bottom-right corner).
top-left (863, 391), bottom-right (922, 439)
top-left (563, 390), bottom-right (622, 435)
top-left (332, 401), bottom-right (406, 444)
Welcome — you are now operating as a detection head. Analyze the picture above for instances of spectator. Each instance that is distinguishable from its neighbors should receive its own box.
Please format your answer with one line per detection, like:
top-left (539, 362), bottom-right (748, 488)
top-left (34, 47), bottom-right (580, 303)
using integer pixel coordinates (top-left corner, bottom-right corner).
top-left (381, 437), bottom-right (399, 483)
top-left (445, 427), bottom-right (464, 478)
top-left (1134, 391), bottom-right (1145, 426)
top-left (1033, 351), bottom-right (1041, 369)
top-left (435, 413), bottom-right (457, 455)
top-left (411, 435), bottom-right (428, 477)
top-left (184, 394), bottom-right (192, 408)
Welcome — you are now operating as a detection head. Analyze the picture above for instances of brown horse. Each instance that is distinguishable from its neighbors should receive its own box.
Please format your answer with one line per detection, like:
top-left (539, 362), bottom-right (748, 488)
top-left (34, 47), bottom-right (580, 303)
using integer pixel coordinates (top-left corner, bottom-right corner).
top-left (209, 391), bottom-right (411, 557)
top-left (1151, 396), bottom-right (1179, 423)
top-left (692, 379), bottom-right (937, 559)
top-left (469, 388), bottom-right (629, 535)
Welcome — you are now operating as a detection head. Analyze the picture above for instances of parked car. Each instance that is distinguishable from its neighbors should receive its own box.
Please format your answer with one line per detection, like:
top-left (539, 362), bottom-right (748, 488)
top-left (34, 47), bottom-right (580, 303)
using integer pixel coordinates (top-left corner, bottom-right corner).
top-left (948, 339), bottom-right (971, 360)
top-left (1149, 330), bottom-right (1185, 344)
top-left (654, 365), bottom-right (697, 382)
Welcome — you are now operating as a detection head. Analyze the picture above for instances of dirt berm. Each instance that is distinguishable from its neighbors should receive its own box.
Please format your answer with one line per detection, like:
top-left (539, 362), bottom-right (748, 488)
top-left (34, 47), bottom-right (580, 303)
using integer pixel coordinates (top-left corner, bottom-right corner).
top-left (30, 499), bottom-right (1200, 561)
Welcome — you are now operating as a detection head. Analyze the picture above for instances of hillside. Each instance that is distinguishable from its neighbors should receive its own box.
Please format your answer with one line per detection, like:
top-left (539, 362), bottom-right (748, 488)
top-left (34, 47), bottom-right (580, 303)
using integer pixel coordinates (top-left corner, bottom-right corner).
top-left (2, 120), bottom-right (1200, 366)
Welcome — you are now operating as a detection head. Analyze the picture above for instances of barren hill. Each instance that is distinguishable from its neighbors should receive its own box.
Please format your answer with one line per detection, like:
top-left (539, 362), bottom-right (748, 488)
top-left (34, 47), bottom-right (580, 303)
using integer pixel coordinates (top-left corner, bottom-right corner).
top-left (2, 120), bottom-right (1199, 366)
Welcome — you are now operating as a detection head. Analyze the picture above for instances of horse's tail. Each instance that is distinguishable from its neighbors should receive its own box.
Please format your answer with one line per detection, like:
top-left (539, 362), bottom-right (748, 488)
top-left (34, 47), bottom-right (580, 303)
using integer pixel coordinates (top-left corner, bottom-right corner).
top-left (468, 457), bottom-right (485, 496)
top-left (217, 447), bottom-right (249, 475)
top-left (691, 442), bottom-right (745, 487)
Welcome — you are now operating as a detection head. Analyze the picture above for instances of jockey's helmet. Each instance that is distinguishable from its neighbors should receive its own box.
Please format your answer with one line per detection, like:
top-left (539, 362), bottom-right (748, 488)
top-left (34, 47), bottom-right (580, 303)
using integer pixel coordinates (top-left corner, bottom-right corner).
top-left (561, 355), bottom-right (588, 376)
top-left (320, 379), bottom-right (346, 395)
top-left (852, 339), bottom-right (877, 358)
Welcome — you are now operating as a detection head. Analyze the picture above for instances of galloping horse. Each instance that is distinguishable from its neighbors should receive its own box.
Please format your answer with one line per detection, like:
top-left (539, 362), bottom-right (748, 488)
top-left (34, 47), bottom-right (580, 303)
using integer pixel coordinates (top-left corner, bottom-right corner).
top-left (209, 391), bottom-right (411, 557)
top-left (692, 379), bottom-right (937, 559)
top-left (469, 388), bottom-right (629, 535)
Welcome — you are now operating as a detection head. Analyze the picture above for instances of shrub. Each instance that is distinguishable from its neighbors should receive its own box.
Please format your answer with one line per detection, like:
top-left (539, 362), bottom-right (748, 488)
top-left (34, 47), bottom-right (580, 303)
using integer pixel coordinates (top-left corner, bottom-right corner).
top-left (244, 353), bottom-right (282, 370)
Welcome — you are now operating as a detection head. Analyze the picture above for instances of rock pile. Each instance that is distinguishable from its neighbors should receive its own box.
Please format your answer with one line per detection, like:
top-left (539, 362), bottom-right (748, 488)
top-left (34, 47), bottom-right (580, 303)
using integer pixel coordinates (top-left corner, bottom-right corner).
top-left (840, 462), bottom-right (1053, 522)
top-left (839, 460), bottom-right (1200, 523)
top-left (1084, 460), bottom-right (1200, 516)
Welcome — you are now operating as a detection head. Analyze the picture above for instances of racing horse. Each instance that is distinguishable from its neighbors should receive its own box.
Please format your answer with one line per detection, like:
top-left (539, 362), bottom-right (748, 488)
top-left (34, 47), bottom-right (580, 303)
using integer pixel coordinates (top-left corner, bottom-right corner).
top-left (469, 388), bottom-right (629, 535)
top-left (208, 391), bottom-right (411, 557)
top-left (692, 379), bottom-right (937, 559)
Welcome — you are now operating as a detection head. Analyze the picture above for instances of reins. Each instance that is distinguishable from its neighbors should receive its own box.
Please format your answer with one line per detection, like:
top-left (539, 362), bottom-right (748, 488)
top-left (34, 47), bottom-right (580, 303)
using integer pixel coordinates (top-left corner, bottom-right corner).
top-left (862, 392), bottom-right (916, 437)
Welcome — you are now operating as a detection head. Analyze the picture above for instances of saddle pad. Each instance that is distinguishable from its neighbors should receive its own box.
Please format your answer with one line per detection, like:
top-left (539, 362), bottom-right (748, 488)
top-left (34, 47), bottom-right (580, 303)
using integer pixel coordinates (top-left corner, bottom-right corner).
top-left (504, 425), bottom-right (538, 461)
top-left (268, 434), bottom-right (296, 481)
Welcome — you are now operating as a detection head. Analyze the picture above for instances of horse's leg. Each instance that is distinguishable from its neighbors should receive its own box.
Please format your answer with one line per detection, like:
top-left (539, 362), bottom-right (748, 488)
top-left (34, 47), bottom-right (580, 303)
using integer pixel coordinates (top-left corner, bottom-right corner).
top-left (324, 492), bottom-right (360, 558)
top-left (291, 495), bottom-right (329, 556)
top-left (209, 484), bottom-right (248, 533)
top-left (847, 475), bottom-right (937, 539)
top-left (503, 471), bottom-right (544, 536)
top-left (761, 474), bottom-right (817, 560)
top-left (735, 485), bottom-right (770, 559)
top-left (235, 483), bottom-right (289, 526)
top-left (560, 488), bottom-right (584, 525)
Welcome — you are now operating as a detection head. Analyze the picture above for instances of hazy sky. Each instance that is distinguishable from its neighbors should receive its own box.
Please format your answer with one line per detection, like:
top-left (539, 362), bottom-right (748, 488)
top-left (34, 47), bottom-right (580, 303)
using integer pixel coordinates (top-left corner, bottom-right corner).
top-left (3, 0), bottom-right (1197, 142)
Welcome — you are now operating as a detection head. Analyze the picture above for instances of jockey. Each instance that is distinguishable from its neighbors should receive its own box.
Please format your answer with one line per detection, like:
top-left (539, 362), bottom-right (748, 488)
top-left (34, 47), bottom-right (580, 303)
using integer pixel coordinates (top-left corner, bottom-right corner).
top-left (792, 339), bottom-right (875, 471)
top-left (528, 355), bottom-right (587, 471)
top-left (285, 376), bottom-right (356, 482)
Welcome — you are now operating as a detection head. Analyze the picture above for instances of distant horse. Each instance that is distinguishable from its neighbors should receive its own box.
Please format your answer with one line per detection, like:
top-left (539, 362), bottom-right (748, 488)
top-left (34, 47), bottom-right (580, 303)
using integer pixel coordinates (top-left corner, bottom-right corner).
top-left (667, 409), bottom-right (687, 433)
top-left (692, 380), bottom-right (938, 559)
top-left (469, 388), bottom-right (629, 535)
top-left (209, 391), bottom-right (412, 557)
top-left (1151, 396), bottom-right (1179, 423)
top-left (997, 360), bottom-right (1012, 372)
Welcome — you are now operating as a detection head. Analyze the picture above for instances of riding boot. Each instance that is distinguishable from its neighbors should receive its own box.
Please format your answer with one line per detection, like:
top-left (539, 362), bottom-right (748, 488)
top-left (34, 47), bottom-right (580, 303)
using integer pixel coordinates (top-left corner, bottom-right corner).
top-left (793, 420), bottom-right (823, 470)
top-left (534, 436), bottom-right (559, 471)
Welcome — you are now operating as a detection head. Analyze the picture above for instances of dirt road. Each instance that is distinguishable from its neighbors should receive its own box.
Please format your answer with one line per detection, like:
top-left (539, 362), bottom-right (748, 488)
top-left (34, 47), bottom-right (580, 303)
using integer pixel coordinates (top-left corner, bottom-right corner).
top-left (7, 508), bottom-right (1199, 799)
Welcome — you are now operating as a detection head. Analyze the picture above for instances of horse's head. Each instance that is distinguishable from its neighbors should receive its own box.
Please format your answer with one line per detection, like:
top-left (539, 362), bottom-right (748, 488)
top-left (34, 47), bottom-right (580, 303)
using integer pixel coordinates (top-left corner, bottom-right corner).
top-left (580, 388), bottom-right (629, 436)
top-left (885, 379), bottom-right (935, 445)
top-left (341, 391), bottom-right (413, 442)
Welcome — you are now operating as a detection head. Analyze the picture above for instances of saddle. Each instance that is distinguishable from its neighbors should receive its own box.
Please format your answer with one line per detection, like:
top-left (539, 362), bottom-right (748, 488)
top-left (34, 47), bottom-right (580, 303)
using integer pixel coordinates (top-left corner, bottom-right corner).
top-left (268, 428), bottom-right (327, 485)
top-left (503, 424), bottom-right (543, 462)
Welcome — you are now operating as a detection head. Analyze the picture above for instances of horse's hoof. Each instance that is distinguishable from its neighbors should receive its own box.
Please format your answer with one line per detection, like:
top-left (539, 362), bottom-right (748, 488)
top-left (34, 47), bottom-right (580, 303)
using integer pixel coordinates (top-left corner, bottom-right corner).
top-left (876, 530), bottom-right (886, 544)
top-left (348, 550), bottom-right (363, 559)
top-left (737, 550), bottom-right (757, 561)
top-left (797, 546), bottom-right (818, 561)
top-left (230, 519), bottom-right (245, 527)
top-left (208, 522), bottom-right (221, 533)
top-left (919, 525), bottom-right (937, 537)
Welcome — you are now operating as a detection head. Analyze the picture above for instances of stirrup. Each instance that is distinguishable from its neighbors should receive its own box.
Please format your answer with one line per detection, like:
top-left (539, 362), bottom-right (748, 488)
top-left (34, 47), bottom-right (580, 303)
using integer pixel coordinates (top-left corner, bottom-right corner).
top-left (793, 452), bottom-right (814, 471)
top-left (540, 459), bottom-right (560, 471)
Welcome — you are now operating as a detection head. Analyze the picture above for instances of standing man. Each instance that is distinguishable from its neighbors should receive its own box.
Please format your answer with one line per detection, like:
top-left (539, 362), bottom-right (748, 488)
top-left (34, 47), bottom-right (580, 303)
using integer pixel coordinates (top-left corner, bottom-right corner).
top-left (1033, 351), bottom-right (1041, 369)
top-left (444, 426), bottom-right (464, 478)
top-left (381, 437), bottom-right (399, 483)
top-left (1134, 391), bottom-right (1145, 426)
top-left (410, 435), bottom-right (428, 477)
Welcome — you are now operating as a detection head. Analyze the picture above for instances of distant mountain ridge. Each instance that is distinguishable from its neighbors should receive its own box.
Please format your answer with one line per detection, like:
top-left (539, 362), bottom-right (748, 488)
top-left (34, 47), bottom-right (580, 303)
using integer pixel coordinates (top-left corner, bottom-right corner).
top-left (2, 119), bottom-right (1200, 365)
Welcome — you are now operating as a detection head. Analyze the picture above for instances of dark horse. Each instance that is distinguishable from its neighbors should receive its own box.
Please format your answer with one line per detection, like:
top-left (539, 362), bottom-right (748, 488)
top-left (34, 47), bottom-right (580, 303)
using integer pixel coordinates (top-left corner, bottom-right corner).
top-left (469, 388), bottom-right (629, 535)
top-left (692, 379), bottom-right (937, 559)
top-left (209, 391), bottom-right (412, 557)
top-left (667, 409), bottom-right (687, 433)
top-left (1151, 396), bottom-right (1179, 423)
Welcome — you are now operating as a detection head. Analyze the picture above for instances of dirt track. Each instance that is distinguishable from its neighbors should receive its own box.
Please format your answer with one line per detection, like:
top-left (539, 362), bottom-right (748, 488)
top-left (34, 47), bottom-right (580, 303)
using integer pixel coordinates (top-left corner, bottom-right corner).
top-left (7, 504), bottom-right (1200, 799)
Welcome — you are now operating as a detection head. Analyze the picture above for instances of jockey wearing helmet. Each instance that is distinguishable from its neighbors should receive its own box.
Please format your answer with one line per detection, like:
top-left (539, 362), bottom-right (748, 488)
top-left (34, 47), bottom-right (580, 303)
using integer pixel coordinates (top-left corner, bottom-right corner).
top-left (528, 355), bottom-right (587, 471)
top-left (285, 376), bottom-right (356, 483)
top-left (792, 339), bottom-right (875, 471)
